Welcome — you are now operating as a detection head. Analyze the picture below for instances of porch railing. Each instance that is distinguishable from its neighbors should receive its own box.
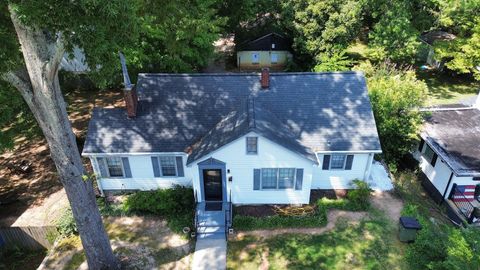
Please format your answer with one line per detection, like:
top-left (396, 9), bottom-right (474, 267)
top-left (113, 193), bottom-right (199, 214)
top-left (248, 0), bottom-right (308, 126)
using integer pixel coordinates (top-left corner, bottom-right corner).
top-left (224, 189), bottom-right (232, 238)
top-left (448, 184), bottom-right (479, 224)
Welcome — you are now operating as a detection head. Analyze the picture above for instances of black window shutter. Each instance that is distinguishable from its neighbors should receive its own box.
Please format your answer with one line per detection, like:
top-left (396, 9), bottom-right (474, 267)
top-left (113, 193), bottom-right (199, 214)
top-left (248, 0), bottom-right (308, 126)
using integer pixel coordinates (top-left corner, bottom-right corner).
top-left (96, 157), bottom-right (108, 178)
top-left (151, 157), bottom-right (160, 177)
top-left (295, 169), bottom-right (304, 190)
top-left (418, 138), bottom-right (425, 152)
top-left (430, 153), bottom-right (438, 167)
top-left (122, 157), bottom-right (132, 178)
top-left (322, 155), bottom-right (331, 170)
top-left (175, 156), bottom-right (184, 177)
top-left (253, 169), bottom-right (260, 190)
top-left (345, 155), bottom-right (354, 170)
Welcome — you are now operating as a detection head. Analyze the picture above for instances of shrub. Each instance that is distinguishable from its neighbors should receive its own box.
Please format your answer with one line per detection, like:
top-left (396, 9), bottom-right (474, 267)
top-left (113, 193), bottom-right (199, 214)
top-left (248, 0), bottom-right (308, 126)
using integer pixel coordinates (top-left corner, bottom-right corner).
top-left (234, 213), bottom-right (326, 231)
top-left (346, 179), bottom-right (372, 211)
top-left (56, 208), bottom-right (78, 237)
top-left (96, 197), bottom-right (127, 216)
top-left (123, 185), bottom-right (194, 216)
top-left (403, 202), bottom-right (480, 269)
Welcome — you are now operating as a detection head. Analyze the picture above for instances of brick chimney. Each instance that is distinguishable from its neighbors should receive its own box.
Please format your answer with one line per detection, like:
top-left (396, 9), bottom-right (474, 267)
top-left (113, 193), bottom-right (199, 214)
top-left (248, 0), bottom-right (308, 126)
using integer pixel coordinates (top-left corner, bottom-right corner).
top-left (124, 87), bottom-right (138, 118)
top-left (119, 52), bottom-right (137, 118)
top-left (261, 68), bottom-right (269, 89)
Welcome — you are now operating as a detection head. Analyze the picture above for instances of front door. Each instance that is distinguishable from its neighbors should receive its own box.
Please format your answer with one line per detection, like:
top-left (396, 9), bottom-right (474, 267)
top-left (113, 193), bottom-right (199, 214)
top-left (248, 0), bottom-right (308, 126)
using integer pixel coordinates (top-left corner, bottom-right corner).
top-left (203, 169), bottom-right (222, 201)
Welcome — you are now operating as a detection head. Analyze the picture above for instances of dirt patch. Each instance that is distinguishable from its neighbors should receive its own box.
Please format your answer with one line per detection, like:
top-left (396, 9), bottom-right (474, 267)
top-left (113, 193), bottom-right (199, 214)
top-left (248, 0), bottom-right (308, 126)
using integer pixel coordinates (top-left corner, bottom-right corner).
top-left (40, 216), bottom-right (194, 270)
top-left (234, 205), bottom-right (276, 218)
top-left (234, 209), bottom-right (368, 239)
top-left (0, 85), bottom-right (123, 227)
top-left (370, 191), bottom-right (404, 222)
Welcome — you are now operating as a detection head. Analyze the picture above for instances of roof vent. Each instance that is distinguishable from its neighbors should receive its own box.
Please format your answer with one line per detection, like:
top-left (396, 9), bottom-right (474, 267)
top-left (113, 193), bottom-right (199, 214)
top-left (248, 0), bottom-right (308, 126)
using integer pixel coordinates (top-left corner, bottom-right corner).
top-left (261, 68), bottom-right (269, 89)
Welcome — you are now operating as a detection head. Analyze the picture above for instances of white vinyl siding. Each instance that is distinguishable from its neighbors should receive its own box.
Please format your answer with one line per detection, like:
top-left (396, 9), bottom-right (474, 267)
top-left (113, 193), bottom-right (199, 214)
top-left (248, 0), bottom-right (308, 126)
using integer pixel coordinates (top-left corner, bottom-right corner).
top-left (190, 132), bottom-right (314, 204)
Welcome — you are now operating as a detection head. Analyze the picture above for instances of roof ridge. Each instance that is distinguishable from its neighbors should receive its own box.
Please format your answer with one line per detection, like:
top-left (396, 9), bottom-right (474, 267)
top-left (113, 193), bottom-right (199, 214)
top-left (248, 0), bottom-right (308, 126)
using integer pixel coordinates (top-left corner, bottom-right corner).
top-left (248, 97), bottom-right (255, 129)
top-left (138, 71), bottom-right (364, 77)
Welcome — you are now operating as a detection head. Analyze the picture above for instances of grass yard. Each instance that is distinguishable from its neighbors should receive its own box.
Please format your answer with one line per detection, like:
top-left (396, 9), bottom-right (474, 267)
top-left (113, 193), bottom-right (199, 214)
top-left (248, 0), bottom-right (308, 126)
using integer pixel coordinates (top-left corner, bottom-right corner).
top-left (228, 211), bottom-right (405, 270)
top-left (416, 70), bottom-right (479, 106)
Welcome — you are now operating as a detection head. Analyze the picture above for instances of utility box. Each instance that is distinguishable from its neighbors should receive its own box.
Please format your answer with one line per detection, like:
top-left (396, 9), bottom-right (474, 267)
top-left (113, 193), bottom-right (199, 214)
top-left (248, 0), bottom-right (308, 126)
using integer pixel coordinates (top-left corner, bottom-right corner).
top-left (399, 217), bottom-right (422, 243)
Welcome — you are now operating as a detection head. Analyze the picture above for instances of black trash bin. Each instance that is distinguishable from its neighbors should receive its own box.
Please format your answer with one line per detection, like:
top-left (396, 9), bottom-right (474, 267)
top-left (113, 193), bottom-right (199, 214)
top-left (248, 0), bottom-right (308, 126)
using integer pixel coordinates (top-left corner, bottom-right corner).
top-left (399, 217), bottom-right (422, 243)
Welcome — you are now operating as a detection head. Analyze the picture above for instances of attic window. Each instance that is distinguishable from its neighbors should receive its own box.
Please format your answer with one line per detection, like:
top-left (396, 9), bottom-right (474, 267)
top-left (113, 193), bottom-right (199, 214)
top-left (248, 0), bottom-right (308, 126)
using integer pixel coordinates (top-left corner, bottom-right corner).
top-left (272, 43), bottom-right (275, 49)
top-left (246, 137), bottom-right (258, 154)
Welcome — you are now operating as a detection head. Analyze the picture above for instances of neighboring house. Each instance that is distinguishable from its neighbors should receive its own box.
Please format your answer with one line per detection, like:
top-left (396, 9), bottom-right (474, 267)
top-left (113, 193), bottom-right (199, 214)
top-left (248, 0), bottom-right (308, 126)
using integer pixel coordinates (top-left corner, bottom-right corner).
top-left (419, 30), bottom-right (456, 70)
top-left (60, 46), bottom-right (89, 73)
top-left (82, 65), bottom-right (383, 208)
top-left (236, 33), bottom-right (293, 70)
top-left (415, 94), bottom-right (480, 225)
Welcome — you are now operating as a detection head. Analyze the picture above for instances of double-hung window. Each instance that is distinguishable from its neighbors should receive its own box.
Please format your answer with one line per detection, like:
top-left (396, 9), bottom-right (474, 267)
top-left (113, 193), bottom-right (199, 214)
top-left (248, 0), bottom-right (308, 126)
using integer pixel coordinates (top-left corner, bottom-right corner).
top-left (261, 168), bottom-right (296, 190)
top-left (246, 137), bottom-right (258, 154)
top-left (422, 144), bottom-right (438, 166)
top-left (105, 157), bottom-right (124, 177)
top-left (330, 154), bottom-right (347, 169)
top-left (159, 156), bottom-right (177, 176)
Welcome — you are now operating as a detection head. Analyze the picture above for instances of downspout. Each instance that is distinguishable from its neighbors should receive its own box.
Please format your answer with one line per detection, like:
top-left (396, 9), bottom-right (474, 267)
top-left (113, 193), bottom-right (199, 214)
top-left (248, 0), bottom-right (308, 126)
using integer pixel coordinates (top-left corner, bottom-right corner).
top-left (440, 172), bottom-right (454, 205)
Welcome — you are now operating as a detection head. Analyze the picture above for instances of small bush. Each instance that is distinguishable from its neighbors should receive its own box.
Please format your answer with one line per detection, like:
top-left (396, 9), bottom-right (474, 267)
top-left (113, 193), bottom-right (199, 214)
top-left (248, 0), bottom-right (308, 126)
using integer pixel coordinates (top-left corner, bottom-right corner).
top-left (234, 213), bottom-right (326, 231)
top-left (123, 186), bottom-right (194, 234)
top-left (346, 179), bottom-right (372, 211)
top-left (56, 208), bottom-right (78, 237)
top-left (123, 185), bottom-right (194, 216)
top-left (97, 197), bottom-right (127, 216)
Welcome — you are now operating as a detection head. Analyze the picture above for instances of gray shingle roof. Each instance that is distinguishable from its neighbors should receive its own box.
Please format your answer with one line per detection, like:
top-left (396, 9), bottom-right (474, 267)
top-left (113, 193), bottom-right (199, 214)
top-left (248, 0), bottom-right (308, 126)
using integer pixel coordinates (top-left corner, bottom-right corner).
top-left (187, 97), bottom-right (316, 164)
top-left (421, 108), bottom-right (480, 176)
top-left (83, 72), bottom-right (382, 162)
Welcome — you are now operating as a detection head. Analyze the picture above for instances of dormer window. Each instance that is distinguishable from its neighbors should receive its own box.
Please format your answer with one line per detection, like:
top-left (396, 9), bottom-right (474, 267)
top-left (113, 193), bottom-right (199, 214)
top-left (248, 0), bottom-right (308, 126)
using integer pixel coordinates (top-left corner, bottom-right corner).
top-left (246, 137), bottom-right (258, 154)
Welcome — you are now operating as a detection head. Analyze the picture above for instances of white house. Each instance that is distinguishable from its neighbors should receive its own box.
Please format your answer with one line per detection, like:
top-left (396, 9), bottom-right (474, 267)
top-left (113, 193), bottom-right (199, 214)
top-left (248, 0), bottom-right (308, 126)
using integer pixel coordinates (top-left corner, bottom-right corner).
top-left (82, 66), bottom-right (383, 207)
top-left (415, 95), bottom-right (480, 224)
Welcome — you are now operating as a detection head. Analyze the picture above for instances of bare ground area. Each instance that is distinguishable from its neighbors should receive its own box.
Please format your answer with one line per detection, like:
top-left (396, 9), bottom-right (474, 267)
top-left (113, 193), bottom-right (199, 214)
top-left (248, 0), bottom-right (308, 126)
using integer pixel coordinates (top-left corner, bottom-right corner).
top-left (38, 216), bottom-right (194, 270)
top-left (0, 86), bottom-right (124, 226)
top-left (370, 190), bottom-right (404, 222)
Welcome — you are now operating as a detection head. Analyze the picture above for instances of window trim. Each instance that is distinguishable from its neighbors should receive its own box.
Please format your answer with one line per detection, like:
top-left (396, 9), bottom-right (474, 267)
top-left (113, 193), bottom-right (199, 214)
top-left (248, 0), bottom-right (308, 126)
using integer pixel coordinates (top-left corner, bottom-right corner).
top-left (329, 154), bottom-right (347, 170)
top-left (157, 155), bottom-right (178, 177)
top-left (246, 136), bottom-right (258, 155)
top-left (422, 144), bottom-right (435, 163)
top-left (260, 168), bottom-right (297, 190)
top-left (103, 157), bottom-right (125, 178)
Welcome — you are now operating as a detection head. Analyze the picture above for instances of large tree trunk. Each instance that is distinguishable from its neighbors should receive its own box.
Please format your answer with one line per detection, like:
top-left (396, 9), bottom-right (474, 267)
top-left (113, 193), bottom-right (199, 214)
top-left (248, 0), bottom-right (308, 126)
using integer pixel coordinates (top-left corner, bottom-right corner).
top-left (5, 7), bottom-right (119, 270)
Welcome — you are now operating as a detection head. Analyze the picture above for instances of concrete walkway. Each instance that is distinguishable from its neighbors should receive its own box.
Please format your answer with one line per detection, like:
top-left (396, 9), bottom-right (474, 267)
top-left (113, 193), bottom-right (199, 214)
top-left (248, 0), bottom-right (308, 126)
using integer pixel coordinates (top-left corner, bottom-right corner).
top-left (192, 237), bottom-right (227, 270)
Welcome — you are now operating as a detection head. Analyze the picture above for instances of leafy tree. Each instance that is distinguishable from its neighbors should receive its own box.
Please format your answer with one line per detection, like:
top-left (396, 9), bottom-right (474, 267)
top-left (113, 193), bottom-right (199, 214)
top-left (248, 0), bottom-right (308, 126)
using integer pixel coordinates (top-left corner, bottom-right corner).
top-left (0, 1), bottom-right (140, 268)
top-left (127, 0), bottom-right (225, 73)
top-left (434, 0), bottom-right (480, 80)
top-left (366, 0), bottom-right (421, 63)
top-left (281, 0), bottom-right (363, 69)
top-left (313, 50), bottom-right (354, 72)
top-left (356, 62), bottom-right (427, 166)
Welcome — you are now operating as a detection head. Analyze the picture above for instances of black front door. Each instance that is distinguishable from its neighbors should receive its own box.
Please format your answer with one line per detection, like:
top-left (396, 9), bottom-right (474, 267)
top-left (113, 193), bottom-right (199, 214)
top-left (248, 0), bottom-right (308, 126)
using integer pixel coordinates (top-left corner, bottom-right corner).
top-left (203, 169), bottom-right (222, 201)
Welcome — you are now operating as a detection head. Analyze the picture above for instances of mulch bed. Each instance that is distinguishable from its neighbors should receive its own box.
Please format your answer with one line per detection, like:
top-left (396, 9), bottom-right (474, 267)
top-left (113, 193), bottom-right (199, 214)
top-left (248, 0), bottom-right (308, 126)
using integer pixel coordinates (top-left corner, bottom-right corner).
top-left (234, 189), bottom-right (348, 218)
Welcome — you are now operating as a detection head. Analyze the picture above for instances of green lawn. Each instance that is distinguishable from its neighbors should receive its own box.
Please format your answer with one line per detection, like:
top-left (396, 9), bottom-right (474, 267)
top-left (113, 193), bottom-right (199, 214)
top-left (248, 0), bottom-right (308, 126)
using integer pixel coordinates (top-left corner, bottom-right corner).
top-left (416, 70), bottom-right (479, 106)
top-left (228, 211), bottom-right (406, 270)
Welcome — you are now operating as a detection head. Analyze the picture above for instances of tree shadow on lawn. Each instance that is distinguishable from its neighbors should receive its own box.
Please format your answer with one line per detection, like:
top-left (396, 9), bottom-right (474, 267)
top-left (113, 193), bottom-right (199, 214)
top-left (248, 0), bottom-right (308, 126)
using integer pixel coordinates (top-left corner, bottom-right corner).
top-left (416, 70), bottom-right (479, 105)
top-left (228, 213), bottom-right (406, 270)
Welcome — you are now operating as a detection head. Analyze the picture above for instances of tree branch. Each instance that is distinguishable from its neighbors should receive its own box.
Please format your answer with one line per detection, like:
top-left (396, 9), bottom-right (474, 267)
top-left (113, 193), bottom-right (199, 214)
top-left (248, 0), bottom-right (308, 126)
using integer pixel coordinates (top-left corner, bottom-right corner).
top-left (1, 68), bottom-right (34, 104)
top-left (45, 32), bottom-right (65, 80)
